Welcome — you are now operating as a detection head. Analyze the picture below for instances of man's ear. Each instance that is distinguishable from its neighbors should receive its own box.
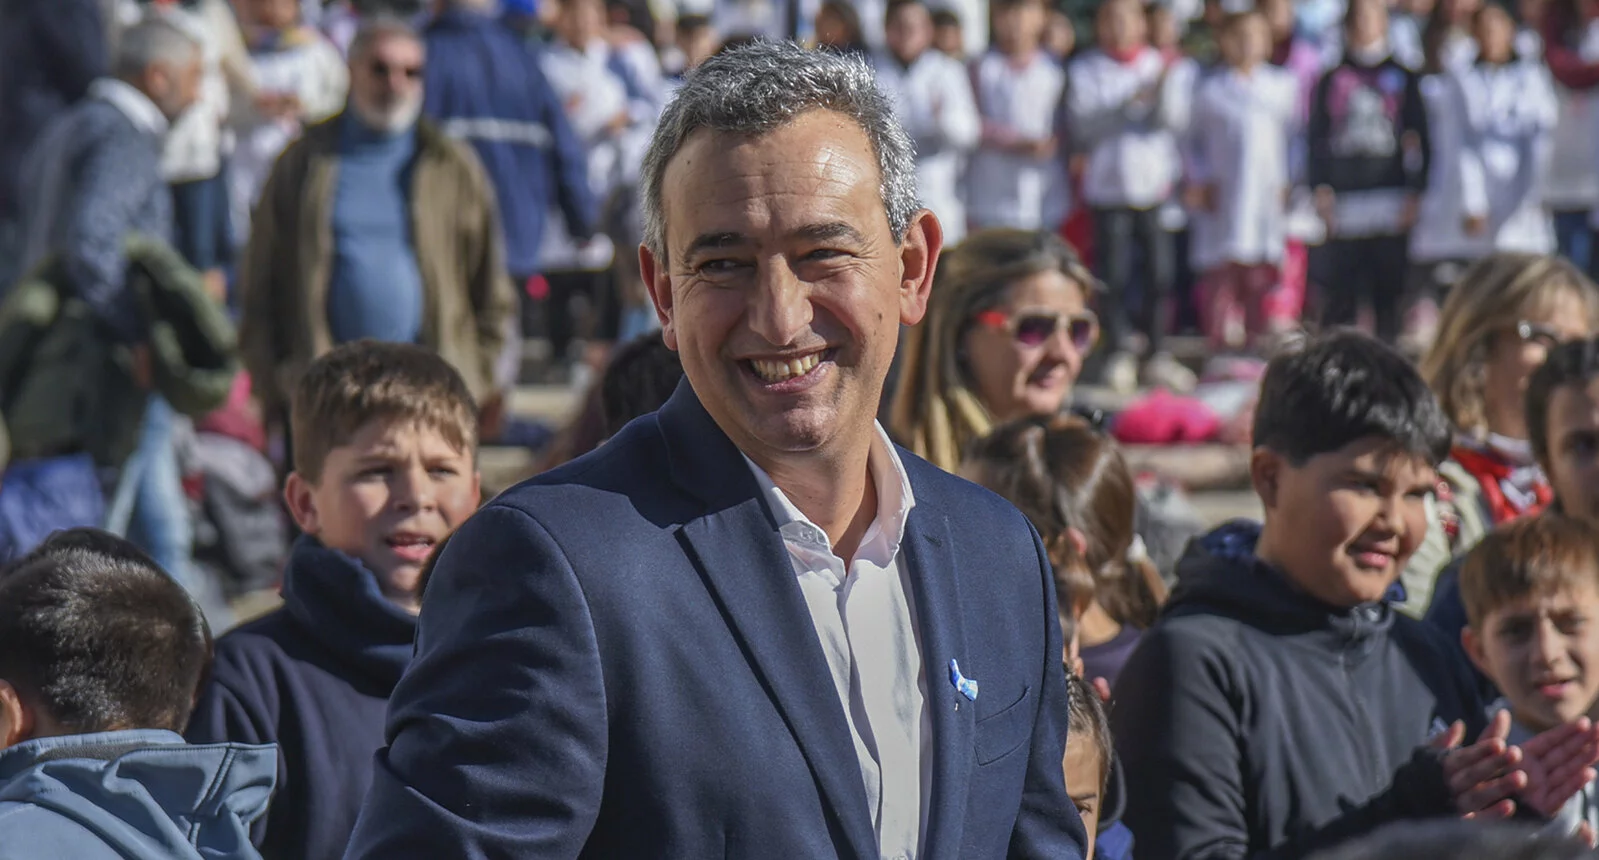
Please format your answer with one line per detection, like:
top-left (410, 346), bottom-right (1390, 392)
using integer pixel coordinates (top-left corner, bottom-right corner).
top-left (0, 680), bottom-right (36, 750)
top-left (284, 472), bottom-right (321, 535)
top-left (469, 470), bottom-right (483, 509)
top-left (898, 209), bottom-right (943, 328)
top-left (1250, 447), bottom-right (1283, 512)
top-left (639, 244), bottom-right (678, 351)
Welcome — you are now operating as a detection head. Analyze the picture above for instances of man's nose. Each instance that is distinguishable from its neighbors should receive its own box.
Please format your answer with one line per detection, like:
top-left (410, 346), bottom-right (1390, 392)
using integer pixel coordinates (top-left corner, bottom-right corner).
top-left (747, 259), bottom-right (814, 347)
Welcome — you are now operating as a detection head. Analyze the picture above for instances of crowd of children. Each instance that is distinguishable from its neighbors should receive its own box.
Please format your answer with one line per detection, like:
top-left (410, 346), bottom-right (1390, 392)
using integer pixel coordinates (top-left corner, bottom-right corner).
top-left (8, 329), bottom-right (1599, 858)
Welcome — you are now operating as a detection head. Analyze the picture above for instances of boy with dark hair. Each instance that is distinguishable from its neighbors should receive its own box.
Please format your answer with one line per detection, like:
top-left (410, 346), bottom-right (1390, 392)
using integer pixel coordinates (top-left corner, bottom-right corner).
top-left (0, 528), bottom-right (275, 860)
top-left (1113, 331), bottom-right (1599, 858)
top-left (185, 340), bottom-right (482, 860)
top-left (1460, 514), bottom-right (1599, 838)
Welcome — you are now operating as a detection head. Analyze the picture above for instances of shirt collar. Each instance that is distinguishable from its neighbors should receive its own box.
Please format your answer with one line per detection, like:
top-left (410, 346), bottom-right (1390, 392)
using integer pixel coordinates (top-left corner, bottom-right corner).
top-left (89, 78), bottom-right (169, 137)
top-left (741, 422), bottom-right (917, 566)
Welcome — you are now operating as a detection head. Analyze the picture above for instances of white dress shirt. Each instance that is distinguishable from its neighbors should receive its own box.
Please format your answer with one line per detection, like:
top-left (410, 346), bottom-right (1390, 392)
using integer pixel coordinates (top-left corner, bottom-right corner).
top-left (742, 423), bottom-right (930, 860)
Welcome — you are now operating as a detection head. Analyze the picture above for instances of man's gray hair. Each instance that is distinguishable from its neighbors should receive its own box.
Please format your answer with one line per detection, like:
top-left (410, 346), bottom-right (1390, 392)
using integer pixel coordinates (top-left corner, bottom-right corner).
top-left (349, 14), bottom-right (424, 63)
top-left (114, 16), bottom-right (200, 79)
top-left (641, 40), bottom-right (919, 260)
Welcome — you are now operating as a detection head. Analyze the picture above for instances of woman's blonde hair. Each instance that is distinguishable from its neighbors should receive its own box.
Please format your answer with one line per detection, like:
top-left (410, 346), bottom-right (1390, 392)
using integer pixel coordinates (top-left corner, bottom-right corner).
top-left (1420, 253), bottom-right (1599, 440)
top-left (888, 228), bottom-right (1094, 471)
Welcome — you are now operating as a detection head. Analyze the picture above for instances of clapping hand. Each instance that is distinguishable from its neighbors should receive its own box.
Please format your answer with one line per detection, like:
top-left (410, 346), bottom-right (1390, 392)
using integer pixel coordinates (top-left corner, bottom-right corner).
top-left (1433, 711), bottom-right (1523, 819)
top-left (1433, 712), bottom-right (1599, 821)
top-left (1516, 717), bottom-right (1599, 818)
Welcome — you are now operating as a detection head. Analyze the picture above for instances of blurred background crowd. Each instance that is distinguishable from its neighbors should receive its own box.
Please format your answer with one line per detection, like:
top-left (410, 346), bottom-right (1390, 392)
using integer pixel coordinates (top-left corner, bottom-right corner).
top-left (5, 0), bottom-right (1599, 634)
top-left (11, 0), bottom-right (1599, 856)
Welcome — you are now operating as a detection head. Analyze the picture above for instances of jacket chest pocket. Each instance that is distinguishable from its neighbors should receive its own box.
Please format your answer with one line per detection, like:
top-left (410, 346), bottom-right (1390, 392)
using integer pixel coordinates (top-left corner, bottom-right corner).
top-left (974, 685), bottom-right (1033, 766)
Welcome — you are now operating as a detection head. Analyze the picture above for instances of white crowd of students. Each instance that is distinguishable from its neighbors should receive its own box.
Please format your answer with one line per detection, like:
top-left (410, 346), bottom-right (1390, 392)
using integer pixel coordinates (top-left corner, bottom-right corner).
top-left (864, 0), bottom-right (1586, 388)
top-left (120, 0), bottom-right (1599, 391)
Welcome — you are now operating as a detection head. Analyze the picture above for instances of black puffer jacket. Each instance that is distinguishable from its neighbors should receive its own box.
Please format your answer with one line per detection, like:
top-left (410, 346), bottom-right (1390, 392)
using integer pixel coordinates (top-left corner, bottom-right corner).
top-left (1111, 522), bottom-right (1487, 859)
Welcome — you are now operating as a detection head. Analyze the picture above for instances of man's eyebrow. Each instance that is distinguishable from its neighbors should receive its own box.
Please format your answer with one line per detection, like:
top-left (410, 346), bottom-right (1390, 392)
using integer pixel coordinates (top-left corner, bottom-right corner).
top-left (682, 232), bottom-right (751, 261)
top-left (792, 221), bottom-right (867, 245)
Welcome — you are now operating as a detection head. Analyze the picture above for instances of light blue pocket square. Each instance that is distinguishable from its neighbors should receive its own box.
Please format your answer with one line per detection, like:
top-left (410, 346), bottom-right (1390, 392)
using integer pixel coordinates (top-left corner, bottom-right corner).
top-left (949, 659), bottom-right (979, 702)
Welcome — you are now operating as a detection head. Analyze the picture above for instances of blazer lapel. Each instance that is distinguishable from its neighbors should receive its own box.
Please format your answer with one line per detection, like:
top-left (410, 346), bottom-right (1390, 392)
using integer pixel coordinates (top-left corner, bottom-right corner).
top-left (899, 490), bottom-right (974, 860)
top-left (659, 383), bottom-right (878, 860)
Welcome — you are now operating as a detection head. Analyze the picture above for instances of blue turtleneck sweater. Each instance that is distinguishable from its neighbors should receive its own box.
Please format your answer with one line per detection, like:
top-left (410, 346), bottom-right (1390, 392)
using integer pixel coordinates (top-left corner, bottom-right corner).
top-left (185, 536), bottom-right (416, 860)
top-left (327, 113), bottom-right (423, 345)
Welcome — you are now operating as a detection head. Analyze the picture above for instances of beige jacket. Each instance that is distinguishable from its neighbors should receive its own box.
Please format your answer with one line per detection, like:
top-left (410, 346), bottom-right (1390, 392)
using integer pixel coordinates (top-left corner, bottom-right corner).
top-left (239, 113), bottom-right (514, 415)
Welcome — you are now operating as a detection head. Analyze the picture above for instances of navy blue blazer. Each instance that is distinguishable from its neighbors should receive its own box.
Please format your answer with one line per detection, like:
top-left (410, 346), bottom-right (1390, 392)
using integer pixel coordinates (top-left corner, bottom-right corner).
top-left (344, 383), bottom-right (1085, 859)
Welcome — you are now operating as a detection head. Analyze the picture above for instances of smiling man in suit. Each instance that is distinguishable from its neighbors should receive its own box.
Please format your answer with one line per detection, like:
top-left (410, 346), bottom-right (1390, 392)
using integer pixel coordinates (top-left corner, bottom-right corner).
top-left (343, 40), bottom-right (1085, 860)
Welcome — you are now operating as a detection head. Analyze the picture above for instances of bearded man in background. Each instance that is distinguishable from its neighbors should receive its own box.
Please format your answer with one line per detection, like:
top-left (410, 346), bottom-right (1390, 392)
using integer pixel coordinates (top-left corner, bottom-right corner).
top-left (238, 14), bottom-right (514, 440)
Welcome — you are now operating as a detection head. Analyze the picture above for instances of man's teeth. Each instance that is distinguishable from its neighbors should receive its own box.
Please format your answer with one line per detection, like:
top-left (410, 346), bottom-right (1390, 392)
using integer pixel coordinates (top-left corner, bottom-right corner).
top-left (751, 353), bottom-right (822, 383)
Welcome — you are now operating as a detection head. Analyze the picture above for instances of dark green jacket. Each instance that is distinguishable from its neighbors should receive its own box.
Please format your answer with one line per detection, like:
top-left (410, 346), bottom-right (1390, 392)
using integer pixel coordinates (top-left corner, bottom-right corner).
top-left (0, 236), bottom-right (239, 467)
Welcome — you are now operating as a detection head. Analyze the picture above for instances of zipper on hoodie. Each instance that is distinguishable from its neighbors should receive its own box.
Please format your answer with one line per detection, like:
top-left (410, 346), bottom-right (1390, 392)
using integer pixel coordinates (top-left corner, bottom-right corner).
top-left (1342, 651), bottom-right (1385, 796)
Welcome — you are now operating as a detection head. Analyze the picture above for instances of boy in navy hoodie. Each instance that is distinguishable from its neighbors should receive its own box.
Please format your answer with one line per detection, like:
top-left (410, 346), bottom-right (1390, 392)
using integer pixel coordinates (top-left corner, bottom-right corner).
top-left (0, 528), bottom-right (276, 860)
top-left (186, 341), bottom-right (483, 860)
top-left (1112, 331), bottom-right (1599, 859)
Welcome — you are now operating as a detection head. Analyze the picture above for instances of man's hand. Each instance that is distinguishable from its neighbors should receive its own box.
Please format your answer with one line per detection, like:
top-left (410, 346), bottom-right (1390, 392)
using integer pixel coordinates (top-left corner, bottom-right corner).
top-left (1435, 711), bottom-right (1524, 819)
top-left (1516, 717), bottom-right (1599, 818)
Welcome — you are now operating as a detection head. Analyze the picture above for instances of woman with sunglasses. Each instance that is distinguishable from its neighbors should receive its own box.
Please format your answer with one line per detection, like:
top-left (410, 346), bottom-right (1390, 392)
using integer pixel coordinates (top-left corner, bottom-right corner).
top-left (889, 228), bottom-right (1099, 471)
top-left (1402, 253), bottom-right (1599, 616)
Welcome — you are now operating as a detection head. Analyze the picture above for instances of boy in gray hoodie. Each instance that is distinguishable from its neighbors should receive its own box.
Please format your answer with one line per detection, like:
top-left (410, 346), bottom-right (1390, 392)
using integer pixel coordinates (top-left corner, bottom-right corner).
top-left (0, 528), bottom-right (276, 860)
